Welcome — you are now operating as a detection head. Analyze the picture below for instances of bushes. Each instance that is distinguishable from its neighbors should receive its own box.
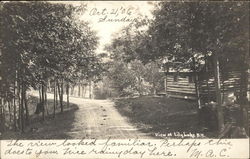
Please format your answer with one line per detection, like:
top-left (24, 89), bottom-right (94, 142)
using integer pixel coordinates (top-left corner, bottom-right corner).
top-left (199, 102), bottom-right (244, 132)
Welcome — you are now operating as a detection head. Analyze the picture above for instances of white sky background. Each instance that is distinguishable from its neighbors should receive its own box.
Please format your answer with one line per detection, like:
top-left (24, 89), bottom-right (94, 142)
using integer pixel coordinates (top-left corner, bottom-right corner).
top-left (55, 1), bottom-right (155, 54)
top-left (83, 1), bottom-right (154, 53)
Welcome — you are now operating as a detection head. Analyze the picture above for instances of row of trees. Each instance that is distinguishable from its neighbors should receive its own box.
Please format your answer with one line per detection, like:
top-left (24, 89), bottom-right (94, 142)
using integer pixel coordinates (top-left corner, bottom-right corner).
top-left (0, 2), bottom-right (103, 132)
top-left (106, 2), bottom-right (249, 134)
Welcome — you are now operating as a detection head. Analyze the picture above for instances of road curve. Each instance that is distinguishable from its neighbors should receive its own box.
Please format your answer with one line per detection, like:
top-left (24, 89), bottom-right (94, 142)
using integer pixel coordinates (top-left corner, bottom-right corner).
top-left (65, 97), bottom-right (152, 139)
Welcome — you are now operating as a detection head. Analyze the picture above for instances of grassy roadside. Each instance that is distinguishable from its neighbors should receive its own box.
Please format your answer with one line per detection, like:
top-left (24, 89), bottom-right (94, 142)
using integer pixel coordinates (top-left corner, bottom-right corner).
top-left (1, 95), bottom-right (79, 139)
top-left (114, 96), bottom-right (207, 138)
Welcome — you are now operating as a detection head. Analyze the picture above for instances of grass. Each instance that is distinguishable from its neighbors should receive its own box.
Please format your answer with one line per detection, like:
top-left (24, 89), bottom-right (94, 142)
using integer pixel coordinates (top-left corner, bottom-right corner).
top-left (1, 95), bottom-right (79, 139)
top-left (114, 96), bottom-right (206, 138)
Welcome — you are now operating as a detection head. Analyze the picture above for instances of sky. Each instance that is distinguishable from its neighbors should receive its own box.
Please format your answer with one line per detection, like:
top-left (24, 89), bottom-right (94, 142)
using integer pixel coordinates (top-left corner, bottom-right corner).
top-left (63, 1), bottom-right (155, 53)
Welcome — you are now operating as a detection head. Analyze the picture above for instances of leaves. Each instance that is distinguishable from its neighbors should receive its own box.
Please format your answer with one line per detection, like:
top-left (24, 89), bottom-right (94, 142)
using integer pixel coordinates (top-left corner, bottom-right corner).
top-left (0, 2), bottom-right (103, 99)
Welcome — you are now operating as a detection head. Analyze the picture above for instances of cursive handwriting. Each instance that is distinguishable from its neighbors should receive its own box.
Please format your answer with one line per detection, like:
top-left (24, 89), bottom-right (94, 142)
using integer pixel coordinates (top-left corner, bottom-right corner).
top-left (57, 138), bottom-right (97, 147)
top-left (2, 138), bottom-right (241, 158)
top-left (89, 7), bottom-right (133, 17)
top-left (89, 7), bottom-right (136, 23)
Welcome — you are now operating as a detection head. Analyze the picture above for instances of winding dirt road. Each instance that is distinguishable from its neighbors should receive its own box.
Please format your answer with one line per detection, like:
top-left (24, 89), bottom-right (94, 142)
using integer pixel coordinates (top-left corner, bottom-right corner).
top-left (29, 91), bottom-right (152, 139)
top-left (65, 97), bottom-right (151, 139)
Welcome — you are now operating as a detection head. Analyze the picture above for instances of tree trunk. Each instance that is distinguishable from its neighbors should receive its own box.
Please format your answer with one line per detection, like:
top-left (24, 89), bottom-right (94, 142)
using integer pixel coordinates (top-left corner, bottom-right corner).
top-left (47, 79), bottom-right (51, 92)
top-left (57, 79), bottom-right (64, 112)
top-left (239, 37), bottom-right (249, 136)
top-left (55, 80), bottom-right (58, 108)
top-left (83, 85), bottom-right (87, 97)
top-left (71, 85), bottom-right (75, 96)
top-left (20, 83), bottom-right (25, 132)
top-left (153, 83), bottom-right (156, 95)
top-left (192, 57), bottom-right (201, 109)
top-left (3, 101), bottom-right (6, 131)
top-left (205, 55), bottom-right (211, 102)
top-left (45, 83), bottom-right (49, 115)
top-left (1, 98), bottom-right (6, 132)
top-left (53, 82), bottom-right (56, 118)
top-left (246, 68), bottom-right (250, 136)
top-left (24, 88), bottom-right (29, 125)
top-left (8, 101), bottom-right (12, 126)
top-left (13, 78), bottom-right (17, 131)
top-left (213, 52), bottom-right (224, 132)
top-left (17, 78), bottom-right (21, 130)
top-left (221, 77), bottom-right (225, 104)
top-left (41, 82), bottom-right (45, 121)
top-left (66, 82), bottom-right (69, 108)
top-left (39, 85), bottom-right (42, 103)
top-left (78, 83), bottom-right (81, 97)
top-left (89, 81), bottom-right (92, 99)
top-left (82, 85), bottom-right (85, 98)
top-left (61, 80), bottom-right (64, 112)
top-left (0, 98), bottom-right (4, 132)
top-left (239, 67), bottom-right (249, 136)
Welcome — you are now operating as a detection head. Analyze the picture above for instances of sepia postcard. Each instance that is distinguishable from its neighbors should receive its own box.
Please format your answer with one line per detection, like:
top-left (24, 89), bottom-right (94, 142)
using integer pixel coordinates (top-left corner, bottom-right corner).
top-left (0, 1), bottom-right (249, 158)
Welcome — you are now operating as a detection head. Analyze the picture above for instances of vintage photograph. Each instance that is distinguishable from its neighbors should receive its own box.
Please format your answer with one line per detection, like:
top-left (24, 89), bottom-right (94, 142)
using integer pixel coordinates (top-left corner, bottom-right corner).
top-left (0, 1), bottom-right (249, 141)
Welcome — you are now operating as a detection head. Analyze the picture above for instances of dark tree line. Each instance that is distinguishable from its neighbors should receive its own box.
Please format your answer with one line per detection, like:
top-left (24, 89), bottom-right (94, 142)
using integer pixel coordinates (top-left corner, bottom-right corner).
top-left (0, 2), bottom-right (103, 133)
top-left (107, 2), bottom-right (249, 135)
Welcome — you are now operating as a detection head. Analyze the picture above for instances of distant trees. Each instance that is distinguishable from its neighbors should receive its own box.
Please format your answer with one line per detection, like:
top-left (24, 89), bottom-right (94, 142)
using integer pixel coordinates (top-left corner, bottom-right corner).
top-left (105, 23), bottom-right (165, 96)
top-left (0, 2), bottom-right (102, 132)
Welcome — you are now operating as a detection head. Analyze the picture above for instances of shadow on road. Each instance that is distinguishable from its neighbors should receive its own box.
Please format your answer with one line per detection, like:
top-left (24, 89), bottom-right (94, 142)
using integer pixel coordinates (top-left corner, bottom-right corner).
top-left (1, 104), bottom-right (79, 140)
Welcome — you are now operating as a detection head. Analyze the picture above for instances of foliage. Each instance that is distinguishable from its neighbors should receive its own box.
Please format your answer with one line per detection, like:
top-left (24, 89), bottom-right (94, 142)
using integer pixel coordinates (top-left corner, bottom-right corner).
top-left (0, 1), bottom-right (103, 131)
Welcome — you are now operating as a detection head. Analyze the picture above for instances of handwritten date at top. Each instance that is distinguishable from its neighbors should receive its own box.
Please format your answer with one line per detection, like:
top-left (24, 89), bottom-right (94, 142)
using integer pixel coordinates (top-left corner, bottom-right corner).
top-left (89, 7), bottom-right (133, 17)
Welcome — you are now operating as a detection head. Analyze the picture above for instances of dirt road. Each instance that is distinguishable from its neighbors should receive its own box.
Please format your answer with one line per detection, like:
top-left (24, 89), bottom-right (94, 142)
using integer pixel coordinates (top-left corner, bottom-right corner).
top-left (28, 91), bottom-right (151, 139)
top-left (26, 91), bottom-right (152, 139)
top-left (65, 97), bottom-right (151, 139)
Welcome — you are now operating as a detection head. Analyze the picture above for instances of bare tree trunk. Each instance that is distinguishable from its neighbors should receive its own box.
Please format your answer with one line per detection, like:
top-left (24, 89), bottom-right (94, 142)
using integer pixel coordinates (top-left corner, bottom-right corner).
top-left (83, 85), bottom-right (87, 97)
top-left (61, 80), bottom-right (64, 112)
top-left (245, 68), bottom-right (250, 136)
top-left (47, 79), bottom-right (51, 92)
top-left (78, 83), bottom-right (81, 97)
top-left (1, 98), bottom-right (6, 132)
top-left (55, 80), bottom-right (58, 108)
top-left (13, 78), bottom-right (17, 131)
top-left (8, 101), bottom-right (12, 126)
top-left (71, 85), bottom-right (75, 96)
top-left (221, 77), bottom-right (225, 104)
top-left (153, 83), bottom-right (156, 95)
top-left (205, 55), bottom-right (211, 102)
top-left (24, 88), bottom-right (29, 125)
top-left (0, 98), bottom-right (4, 132)
top-left (3, 102), bottom-right (6, 131)
top-left (41, 82), bottom-right (45, 121)
top-left (240, 38), bottom-right (249, 136)
top-left (89, 81), bottom-right (92, 99)
top-left (53, 82), bottom-right (56, 118)
top-left (45, 83), bottom-right (49, 115)
top-left (57, 79), bottom-right (64, 112)
top-left (239, 67), bottom-right (249, 136)
top-left (138, 77), bottom-right (142, 96)
top-left (192, 57), bottom-right (201, 109)
top-left (57, 82), bottom-right (60, 110)
top-left (20, 82), bottom-right (25, 132)
top-left (39, 85), bottom-right (42, 103)
top-left (82, 85), bottom-right (85, 98)
top-left (213, 52), bottom-right (224, 132)
top-left (17, 78), bottom-right (21, 130)
top-left (66, 82), bottom-right (69, 108)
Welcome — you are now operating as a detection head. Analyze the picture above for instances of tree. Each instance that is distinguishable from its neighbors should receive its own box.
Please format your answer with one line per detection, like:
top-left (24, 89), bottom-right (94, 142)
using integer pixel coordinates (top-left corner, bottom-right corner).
top-left (109, 1), bottom-right (249, 133)
top-left (0, 1), bottom-right (101, 132)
